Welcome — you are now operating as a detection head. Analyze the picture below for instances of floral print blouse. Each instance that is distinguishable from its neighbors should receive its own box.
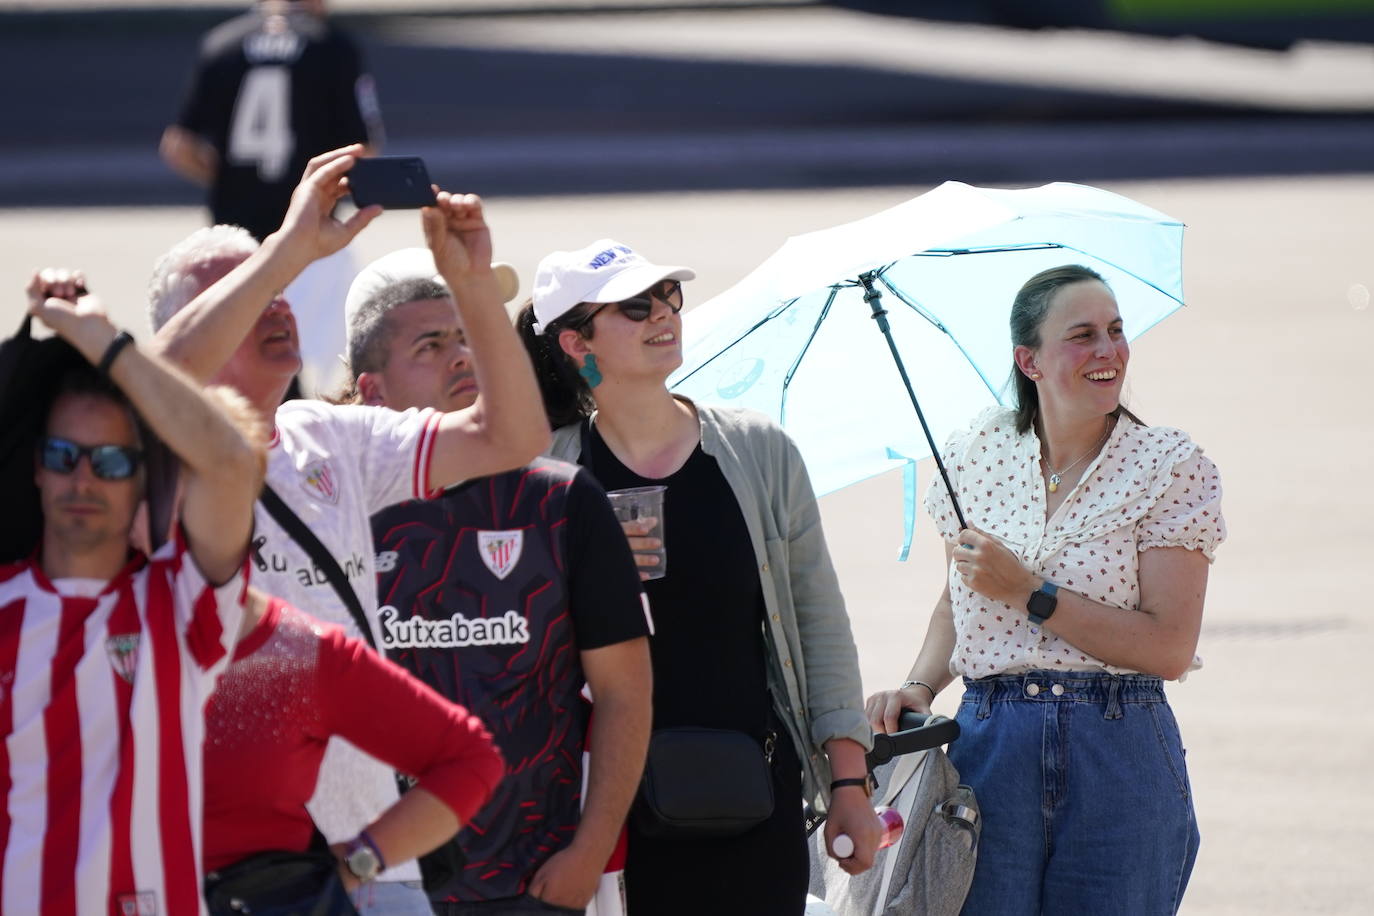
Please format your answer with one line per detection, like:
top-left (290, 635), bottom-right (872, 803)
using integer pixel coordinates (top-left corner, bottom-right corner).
top-left (925, 407), bottom-right (1225, 679)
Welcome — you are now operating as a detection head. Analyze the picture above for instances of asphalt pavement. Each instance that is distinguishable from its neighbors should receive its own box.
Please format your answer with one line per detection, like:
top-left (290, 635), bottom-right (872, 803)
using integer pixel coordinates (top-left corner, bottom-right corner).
top-left (1, 3), bottom-right (1371, 205)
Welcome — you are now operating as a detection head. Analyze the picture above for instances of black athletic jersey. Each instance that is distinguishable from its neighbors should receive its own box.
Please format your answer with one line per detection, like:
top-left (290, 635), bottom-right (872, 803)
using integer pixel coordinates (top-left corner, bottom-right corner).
top-left (174, 7), bottom-right (382, 240)
top-left (371, 458), bottom-right (649, 902)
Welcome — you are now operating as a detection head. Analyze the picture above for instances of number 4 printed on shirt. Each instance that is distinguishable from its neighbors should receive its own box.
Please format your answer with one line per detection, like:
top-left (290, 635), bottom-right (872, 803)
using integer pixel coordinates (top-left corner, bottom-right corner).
top-left (228, 66), bottom-right (294, 181)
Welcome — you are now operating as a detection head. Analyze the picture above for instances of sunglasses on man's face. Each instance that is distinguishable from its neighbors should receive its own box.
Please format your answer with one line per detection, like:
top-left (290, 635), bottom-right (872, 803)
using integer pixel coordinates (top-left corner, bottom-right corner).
top-left (581, 280), bottom-right (684, 325)
top-left (39, 437), bottom-right (143, 481)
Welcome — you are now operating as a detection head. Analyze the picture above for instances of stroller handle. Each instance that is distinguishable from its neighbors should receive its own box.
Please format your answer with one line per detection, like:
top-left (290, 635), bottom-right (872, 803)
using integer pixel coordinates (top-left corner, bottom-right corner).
top-left (866, 711), bottom-right (960, 769)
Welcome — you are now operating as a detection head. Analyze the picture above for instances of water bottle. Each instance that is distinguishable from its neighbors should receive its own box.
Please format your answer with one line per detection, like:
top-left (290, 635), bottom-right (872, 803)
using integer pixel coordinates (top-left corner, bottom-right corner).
top-left (830, 806), bottom-right (905, 858)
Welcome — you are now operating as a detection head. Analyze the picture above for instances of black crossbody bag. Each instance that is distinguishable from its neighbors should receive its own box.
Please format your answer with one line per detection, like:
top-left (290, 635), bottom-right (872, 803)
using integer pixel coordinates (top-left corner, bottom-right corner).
top-left (579, 420), bottom-right (778, 839)
top-left (632, 727), bottom-right (778, 839)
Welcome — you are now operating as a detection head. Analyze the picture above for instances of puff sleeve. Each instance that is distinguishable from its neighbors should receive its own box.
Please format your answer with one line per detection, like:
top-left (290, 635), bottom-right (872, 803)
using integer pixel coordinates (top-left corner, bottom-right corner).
top-left (1136, 449), bottom-right (1226, 561)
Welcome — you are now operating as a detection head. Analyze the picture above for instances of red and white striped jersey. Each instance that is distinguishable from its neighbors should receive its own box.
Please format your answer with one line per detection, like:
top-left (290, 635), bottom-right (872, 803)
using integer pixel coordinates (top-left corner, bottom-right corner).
top-left (0, 531), bottom-right (247, 916)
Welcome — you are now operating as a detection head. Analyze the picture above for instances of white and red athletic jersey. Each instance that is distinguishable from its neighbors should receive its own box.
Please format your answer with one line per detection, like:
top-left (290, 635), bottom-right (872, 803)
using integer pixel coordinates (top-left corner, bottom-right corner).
top-left (250, 400), bottom-right (440, 879)
top-left (0, 531), bottom-right (247, 916)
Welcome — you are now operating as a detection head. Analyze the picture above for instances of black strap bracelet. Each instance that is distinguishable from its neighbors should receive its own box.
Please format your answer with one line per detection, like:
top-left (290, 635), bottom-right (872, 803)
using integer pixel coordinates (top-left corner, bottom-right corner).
top-left (98, 330), bottom-right (135, 377)
top-left (830, 776), bottom-right (872, 797)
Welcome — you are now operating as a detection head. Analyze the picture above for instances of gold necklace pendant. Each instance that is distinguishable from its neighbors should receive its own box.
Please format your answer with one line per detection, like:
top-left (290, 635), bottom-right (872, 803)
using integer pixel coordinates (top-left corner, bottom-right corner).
top-left (1044, 421), bottom-right (1112, 497)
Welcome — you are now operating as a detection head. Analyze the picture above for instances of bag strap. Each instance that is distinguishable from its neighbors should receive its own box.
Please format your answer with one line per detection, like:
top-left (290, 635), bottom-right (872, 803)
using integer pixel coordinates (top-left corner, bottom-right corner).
top-left (258, 483), bottom-right (376, 650)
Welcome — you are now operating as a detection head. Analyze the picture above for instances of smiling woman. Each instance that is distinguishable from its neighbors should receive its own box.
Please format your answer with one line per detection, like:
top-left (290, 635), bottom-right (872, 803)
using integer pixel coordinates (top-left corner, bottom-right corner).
top-left (866, 264), bottom-right (1226, 916)
top-left (516, 239), bottom-right (883, 915)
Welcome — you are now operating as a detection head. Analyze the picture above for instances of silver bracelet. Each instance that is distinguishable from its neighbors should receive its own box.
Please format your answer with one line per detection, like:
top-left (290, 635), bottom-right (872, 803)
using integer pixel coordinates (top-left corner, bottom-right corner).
top-left (900, 679), bottom-right (937, 698)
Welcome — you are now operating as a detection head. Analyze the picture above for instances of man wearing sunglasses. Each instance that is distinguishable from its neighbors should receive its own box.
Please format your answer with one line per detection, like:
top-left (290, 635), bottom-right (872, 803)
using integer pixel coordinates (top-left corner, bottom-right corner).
top-left (342, 251), bottom-right (652, 914)
top-left (149, 146), bottom-right (548, 914)
top-left (2, 271), bottom-right (262, 914)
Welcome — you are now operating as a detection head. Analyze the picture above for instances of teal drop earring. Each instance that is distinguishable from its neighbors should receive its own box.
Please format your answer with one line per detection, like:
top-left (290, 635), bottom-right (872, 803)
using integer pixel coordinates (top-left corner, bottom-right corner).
top-left (579, 354), bottom-right (603, 388)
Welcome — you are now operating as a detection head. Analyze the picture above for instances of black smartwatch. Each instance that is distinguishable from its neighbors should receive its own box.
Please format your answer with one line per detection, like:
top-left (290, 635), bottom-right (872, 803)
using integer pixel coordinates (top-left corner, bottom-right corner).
top-left (1026, 581), bottom-right (1059, 626)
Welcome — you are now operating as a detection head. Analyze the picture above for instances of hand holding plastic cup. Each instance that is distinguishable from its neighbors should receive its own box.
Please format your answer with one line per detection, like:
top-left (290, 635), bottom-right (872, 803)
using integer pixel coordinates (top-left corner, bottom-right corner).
top-left (605, 485), bottom-right (667, 580)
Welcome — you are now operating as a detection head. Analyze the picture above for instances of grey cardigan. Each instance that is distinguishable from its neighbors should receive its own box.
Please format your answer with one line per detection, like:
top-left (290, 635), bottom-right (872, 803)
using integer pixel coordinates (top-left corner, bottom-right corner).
top-left (549, 400), bottom-right (872, 813)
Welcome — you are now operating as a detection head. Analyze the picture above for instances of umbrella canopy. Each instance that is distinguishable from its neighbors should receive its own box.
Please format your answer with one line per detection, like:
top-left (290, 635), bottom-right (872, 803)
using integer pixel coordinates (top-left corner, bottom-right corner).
top-left (670, 181), bottom-right (1185, 509)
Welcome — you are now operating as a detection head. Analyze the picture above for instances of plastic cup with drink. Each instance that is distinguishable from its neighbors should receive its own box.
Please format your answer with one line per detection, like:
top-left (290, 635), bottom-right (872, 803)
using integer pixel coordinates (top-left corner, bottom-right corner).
top-left (605, 485), bottom-right (667, 580)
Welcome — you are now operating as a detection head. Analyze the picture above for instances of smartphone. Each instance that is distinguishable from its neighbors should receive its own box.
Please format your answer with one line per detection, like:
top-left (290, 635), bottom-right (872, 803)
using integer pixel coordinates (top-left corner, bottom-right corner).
top-left (348, 156), bottom-right (437, 209)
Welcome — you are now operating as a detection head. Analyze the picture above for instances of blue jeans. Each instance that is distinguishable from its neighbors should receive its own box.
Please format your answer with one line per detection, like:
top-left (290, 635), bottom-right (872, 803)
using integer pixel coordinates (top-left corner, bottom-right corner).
top-left (353, 880), bottom-right (435, 915)
top-left (432, 894), bottom-right (583, 914)
top-left (947, 671), bottom-right (1199, 916)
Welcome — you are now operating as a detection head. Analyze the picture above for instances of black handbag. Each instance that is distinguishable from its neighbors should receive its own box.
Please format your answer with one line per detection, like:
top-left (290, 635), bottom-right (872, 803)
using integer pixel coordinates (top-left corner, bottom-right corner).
top-left (203, 835), bottom-right (358, 916)
top-left (631, 727), bottom-right (776, 839)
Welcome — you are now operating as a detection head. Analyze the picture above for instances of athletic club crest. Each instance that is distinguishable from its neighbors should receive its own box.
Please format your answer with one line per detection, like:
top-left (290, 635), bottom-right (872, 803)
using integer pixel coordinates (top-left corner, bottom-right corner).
top-left (105, 634), bottom-right (140, 684)
top-left (477, 530), bottom-right (523, 580)
top-left (301, 461), bottom-right (339, 505)
top-left (115, 891), bottom-right (158, 915)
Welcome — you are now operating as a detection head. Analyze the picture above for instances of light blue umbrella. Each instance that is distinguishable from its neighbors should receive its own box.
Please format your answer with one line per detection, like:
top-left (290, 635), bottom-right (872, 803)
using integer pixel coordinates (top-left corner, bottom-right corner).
top-left (669, 181), bottom-right (1185, 555)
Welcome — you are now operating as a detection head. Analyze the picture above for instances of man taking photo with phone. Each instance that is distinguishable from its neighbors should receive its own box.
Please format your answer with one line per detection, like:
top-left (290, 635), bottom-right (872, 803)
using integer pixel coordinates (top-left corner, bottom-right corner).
top-left (343, 251), bottom-right (653, 914)
top-left (148, 145), bottom-right (549, 914)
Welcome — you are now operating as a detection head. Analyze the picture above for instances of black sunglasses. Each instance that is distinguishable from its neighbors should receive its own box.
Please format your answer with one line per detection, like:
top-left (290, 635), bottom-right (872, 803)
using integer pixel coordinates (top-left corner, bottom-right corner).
top-left (39, 437), bottom-right (143, 481)
top-left (579, 280), bottom-right (684, 326)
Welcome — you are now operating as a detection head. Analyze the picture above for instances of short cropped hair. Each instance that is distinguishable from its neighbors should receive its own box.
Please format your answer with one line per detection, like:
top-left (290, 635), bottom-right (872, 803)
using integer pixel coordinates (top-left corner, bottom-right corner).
top-left (44, 364), bottom-right (135, 436)
top-left (346, 277), bottom-right (452, 376)
top-left (147, 225), bottom-right (259, 332)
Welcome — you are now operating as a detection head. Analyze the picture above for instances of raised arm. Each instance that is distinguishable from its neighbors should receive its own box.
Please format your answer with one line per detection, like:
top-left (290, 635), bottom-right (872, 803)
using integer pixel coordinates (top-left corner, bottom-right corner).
top-left (28, 273), bottom-right (263, 585)
top-left (150, 144), bottom-right (381, 382)
top-left (421, 192), bottom-right (550, 486)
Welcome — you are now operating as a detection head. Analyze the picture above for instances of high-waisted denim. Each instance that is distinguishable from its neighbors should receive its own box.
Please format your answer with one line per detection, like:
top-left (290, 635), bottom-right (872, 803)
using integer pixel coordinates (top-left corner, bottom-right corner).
top-left (947, 671), bottom-right (1199, 916)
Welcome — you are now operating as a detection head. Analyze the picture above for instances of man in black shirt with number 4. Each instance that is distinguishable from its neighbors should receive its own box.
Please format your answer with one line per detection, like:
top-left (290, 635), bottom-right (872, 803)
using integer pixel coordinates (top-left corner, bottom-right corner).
top-left (162, 0), bottom-right (384, 395)
top-left (161, 0), bottom-right (382, 242)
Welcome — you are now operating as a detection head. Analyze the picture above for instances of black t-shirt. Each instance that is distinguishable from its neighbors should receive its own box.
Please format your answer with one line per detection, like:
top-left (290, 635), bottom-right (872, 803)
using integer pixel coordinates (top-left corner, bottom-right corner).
top-left (584, 425), bottom-right (773, 738)
top-left (175, 8), bottom-right (381, 239)
top-left (371, 458), bottom-right (648, 902)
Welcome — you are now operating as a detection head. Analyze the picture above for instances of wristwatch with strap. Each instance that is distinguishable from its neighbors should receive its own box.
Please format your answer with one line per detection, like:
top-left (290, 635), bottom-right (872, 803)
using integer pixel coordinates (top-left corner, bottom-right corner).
top-left (342, 831), bottom-right (386, 883)
top-left (1027, 580), bottom-right (1059, 626)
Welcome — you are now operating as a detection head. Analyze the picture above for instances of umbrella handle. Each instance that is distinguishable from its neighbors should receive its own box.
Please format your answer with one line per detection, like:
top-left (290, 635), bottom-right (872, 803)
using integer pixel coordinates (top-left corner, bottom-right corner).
top-left (858, 273), bottom-right (967, 531)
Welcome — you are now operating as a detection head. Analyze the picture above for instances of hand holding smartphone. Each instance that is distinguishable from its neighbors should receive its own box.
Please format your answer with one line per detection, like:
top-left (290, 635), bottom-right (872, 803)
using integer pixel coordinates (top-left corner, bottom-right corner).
top-left (348, 156), bottom-right (438, 209)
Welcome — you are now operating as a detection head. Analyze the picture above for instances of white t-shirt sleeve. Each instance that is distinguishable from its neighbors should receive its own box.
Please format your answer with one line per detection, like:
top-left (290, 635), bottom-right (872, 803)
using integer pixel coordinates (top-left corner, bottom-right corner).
top-left (331, 404), bottom-right (442, 513)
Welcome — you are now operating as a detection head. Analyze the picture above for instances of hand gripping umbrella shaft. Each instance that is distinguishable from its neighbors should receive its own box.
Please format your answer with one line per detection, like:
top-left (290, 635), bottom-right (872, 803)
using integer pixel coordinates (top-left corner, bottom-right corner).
top-left (859, 272), bottom-right (966, 531)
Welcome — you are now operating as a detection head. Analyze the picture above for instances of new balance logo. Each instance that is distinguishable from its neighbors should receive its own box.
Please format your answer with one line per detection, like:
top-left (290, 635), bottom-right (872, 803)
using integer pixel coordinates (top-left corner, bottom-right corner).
top-left (377, 606), bottom-right (530, 649)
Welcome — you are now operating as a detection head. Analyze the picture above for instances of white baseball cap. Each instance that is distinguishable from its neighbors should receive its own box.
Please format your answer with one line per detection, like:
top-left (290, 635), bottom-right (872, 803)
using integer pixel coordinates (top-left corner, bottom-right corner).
top-left (343, 247), bottom-right (520, 342)
top-left (531, 239), bottom-right (695, 335)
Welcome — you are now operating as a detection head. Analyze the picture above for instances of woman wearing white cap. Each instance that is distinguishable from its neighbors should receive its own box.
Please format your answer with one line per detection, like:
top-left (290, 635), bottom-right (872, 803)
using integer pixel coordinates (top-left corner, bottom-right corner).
top-left (516, 240), bottom-right (882, 915)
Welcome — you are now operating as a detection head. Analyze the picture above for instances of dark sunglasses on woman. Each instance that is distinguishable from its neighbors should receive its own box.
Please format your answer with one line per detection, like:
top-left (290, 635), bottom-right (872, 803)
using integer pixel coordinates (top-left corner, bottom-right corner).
top-left (38, 436), bottom-right (143, 481)
top-left (579, 280), bottom-right (684, 326)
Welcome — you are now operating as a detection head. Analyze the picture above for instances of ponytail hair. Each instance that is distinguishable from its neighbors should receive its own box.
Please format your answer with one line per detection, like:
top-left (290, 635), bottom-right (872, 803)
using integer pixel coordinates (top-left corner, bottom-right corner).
top-left (516, 300), bottom-right (597, 429)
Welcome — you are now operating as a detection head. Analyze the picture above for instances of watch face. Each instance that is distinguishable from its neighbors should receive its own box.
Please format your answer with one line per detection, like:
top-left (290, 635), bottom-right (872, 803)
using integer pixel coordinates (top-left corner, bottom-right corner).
top-left (347, 844), bottom-right (380, 881)
top-left (1027, 589), bottom-right (1057, 620)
